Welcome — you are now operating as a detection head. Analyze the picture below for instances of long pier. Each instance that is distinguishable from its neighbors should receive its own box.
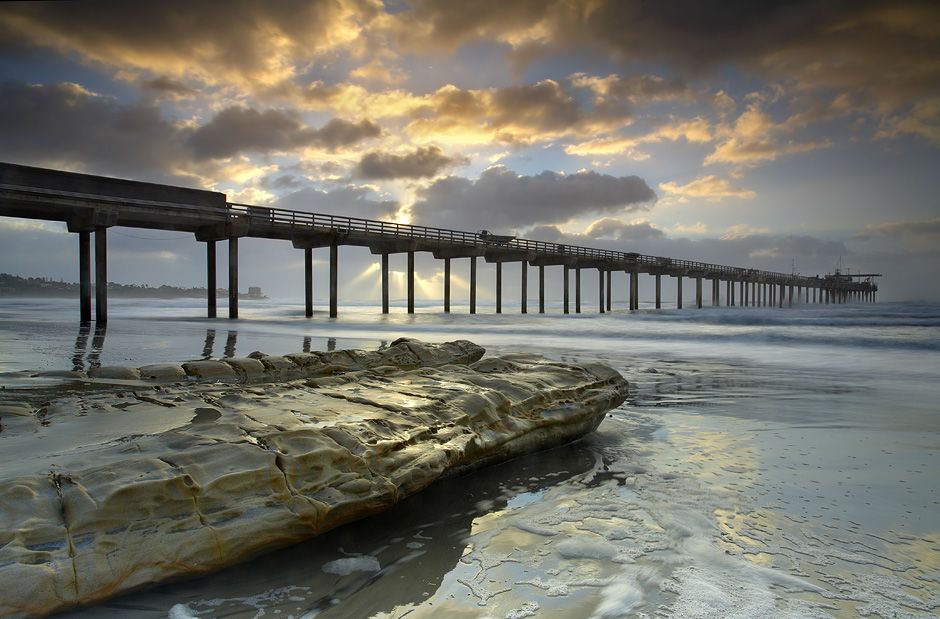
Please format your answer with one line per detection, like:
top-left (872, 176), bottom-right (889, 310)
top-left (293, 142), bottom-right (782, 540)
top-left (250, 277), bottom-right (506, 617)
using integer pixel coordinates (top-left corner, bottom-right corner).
top-left (0, 163), bottom-right (879, 322)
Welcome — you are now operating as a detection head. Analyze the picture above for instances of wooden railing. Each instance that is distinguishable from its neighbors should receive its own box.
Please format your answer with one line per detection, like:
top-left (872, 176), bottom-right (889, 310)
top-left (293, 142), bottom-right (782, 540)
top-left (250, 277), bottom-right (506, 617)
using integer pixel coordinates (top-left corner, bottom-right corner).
top-left (228, 202), bottom-right (844, 287)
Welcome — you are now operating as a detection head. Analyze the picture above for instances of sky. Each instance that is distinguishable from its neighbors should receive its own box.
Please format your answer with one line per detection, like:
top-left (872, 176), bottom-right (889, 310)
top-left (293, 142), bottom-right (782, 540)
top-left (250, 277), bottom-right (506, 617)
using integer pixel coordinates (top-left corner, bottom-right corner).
top-left (0, 0), bottom-right (938, 303)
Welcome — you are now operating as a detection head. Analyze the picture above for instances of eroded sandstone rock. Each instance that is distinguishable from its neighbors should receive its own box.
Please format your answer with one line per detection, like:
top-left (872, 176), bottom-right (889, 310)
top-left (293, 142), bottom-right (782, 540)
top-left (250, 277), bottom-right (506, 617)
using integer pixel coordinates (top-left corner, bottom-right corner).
top-left (0, 340), bottom-right (627, 617)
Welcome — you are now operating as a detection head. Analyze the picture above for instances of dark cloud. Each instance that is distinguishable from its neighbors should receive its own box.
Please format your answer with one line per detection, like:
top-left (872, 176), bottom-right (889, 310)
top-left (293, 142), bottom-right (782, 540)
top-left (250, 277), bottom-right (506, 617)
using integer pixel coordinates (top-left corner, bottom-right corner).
top-left (141, 76), bottom-right (198, 99)
top-left (276, 185), bottom-right (399, 221)
top-left (0, 80), bottom-right (187, 183)
top-left (259, 174), bottom-right (305, 191)
top-left (488, 80), bottom-right (582, 133)
top-left (585, 218), bottom-right (665, 241)
top-left (410, 166), bottom-right (656, 231)
top-left (0, 0), bottom-right (380, 87)
top-left (188, 107), bottom-right (381, 160)
top-left (355, 146), bottom-right (467, 179)
top-left (855, 217), bottom-right (940, 240)
top-left (396, 1), bottom-right (940, 137)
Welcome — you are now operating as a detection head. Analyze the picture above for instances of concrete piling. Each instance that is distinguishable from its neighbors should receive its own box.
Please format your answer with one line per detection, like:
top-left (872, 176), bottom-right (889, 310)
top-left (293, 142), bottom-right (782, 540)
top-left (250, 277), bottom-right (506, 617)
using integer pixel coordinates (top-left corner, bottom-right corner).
top-left (79, 231), bottom-right (92, 322)
top-left (304, 247), bottom-right (312, 317)
top-left (227, 235), bottom-right (237, 320)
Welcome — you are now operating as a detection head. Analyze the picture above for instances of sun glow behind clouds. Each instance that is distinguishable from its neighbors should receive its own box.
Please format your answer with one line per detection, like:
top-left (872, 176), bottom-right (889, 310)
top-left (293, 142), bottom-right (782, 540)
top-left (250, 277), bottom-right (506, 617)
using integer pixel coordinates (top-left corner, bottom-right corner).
top-left (0, 1), bottom-right (937, 299)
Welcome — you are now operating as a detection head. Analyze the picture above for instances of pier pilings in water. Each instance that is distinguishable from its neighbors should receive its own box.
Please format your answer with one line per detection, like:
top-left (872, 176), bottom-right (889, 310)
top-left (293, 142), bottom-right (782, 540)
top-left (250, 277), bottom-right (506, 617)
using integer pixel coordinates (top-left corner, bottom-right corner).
top-left (0, 163), bottom-right (880, 322)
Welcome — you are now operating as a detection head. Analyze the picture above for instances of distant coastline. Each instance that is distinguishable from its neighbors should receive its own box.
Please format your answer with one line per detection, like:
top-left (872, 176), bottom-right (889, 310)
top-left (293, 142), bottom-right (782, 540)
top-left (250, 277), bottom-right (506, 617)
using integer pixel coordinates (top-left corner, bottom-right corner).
top-left (0, 273), bottom-right (266, 300)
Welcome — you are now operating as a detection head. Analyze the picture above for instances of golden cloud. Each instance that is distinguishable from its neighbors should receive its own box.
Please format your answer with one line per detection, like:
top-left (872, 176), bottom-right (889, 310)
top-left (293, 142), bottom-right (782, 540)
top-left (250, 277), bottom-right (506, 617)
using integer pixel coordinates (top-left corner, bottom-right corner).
top-left (659, 175), bottom-right (756, 202)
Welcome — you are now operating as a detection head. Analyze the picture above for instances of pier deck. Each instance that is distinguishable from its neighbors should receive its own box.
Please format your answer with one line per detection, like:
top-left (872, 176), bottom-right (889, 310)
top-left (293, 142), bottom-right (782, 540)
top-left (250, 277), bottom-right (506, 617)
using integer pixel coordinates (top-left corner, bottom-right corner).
top-left (0, 162), bottom-right (879, 321)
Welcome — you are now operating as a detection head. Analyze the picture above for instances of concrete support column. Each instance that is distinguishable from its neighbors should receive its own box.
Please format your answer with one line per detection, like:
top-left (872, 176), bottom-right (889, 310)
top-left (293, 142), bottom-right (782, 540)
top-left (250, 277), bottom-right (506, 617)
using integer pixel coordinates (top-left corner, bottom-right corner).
top-left (713, 279), bottom-right (720, 306)
top-left (227, 235), bottom-right (237, 320)
top-left (304, 247), bottom-right (313, 317)
top-left (381, 253), bottom-right (389, 314)
top-left (95, 226), bottom-right (109, 323)
top-left (677, 275), bottom-right (683, 309)
top-left (539, 265), bottom-right (545, 314)
top-left (470, 256), bottom-right (477, 314)
top-left (606, 270), bottom-right (612, 312)
top-left (79, 231), bottom-right (92, 322)
top-left (495, 261), bottom-right (502, 314)
top-left (779, 284), bottom-right (785, 308)
top-left (788, 285), bottom-right (793, 307)
top-left (206, 240), bottom-right (217, 319)
top-left (655, 273), bottom-right (662, 309)
top-left (813, 286), bottom-right (817, 304)
top-left (521, 260), bottom-right (528, 314)
top-left (598, 269), bottom-right (605, 313)
top-left (575, 268), bottom-right (581, 313)
top-left (329, 242), bottom-right (338, 318)
top-left (563, 265), bottom-right (570, 314)
top-left (726, 279), bottom-right (732, 307)
top-left (695, 277), bottom-right (703, 309)
top-left (407, 251), bottom-right (415, 314)
top-left (630, 270), bottom-right (638, 311)
top-left (743, 280), bottom-right (748, 307)
top-left (444, 257), bottom-right (451, 313)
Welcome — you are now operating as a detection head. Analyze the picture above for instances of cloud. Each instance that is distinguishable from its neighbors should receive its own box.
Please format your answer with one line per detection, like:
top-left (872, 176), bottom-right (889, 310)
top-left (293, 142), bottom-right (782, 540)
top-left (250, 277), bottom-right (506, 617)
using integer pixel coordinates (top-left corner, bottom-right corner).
top-left (276, 185), bottom-right (400, 221)
top-left (565, 116), bottom-right (713, 157)
top-left (659, 175), bottom-right (756, 201)
top-left (585, 218), bottom-right (664, 241)
top-left (140, 76), bottom-right (198, 100)
top-left (673, 222), bottom-right (708, 235)
top-left (0, 0), bottom-right (380, 89)
top-left (355, 146), bottom-right (468, 179)
top-left (409, 166), bottom-right (656, 231)
top-left (856, 217), bottom-right (940, 240)
top-left (722, 224), bottom-right (771, 239)
top-left (704, 102), bottom-right (831, 166)
top-left (189, 108), bottom-right (382, 160)
top-left (0, 80), bottom-right (189, 183)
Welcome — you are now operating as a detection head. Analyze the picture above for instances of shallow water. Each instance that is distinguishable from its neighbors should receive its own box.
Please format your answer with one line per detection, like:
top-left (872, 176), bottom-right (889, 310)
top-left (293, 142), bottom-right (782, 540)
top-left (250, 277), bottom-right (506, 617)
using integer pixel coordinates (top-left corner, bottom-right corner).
top-left (1, 297), bottom-right (938, 617)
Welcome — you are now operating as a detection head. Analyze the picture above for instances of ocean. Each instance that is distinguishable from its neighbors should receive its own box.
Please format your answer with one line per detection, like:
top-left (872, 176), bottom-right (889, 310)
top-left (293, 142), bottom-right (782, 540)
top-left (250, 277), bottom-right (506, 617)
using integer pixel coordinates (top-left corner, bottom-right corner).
top-left (1, 297), bottom-right (938, 618)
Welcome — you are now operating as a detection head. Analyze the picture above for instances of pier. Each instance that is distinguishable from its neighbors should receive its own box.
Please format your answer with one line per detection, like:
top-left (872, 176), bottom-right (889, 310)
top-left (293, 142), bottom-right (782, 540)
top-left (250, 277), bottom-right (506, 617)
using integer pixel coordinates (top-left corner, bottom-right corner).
top-left (0, 163), bottom-right (880, 322)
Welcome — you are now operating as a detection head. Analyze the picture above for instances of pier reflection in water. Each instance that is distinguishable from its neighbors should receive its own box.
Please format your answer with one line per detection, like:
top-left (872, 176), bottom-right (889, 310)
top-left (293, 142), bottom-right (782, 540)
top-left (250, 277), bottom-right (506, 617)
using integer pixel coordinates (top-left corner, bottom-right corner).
top-left (71, 322), bottom-right (107, 372)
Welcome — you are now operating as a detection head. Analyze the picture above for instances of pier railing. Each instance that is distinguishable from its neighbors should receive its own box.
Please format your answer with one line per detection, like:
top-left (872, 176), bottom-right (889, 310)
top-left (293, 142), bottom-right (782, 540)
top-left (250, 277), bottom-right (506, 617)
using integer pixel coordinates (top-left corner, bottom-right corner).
top-left (228, 202), bottom-right (814, 285)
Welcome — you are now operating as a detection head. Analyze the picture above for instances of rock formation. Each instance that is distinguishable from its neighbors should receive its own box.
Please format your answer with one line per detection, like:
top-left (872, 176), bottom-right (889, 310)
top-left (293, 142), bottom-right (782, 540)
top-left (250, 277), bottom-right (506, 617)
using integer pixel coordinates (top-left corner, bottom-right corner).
top-left (0, 339), bottom-right (628, 617)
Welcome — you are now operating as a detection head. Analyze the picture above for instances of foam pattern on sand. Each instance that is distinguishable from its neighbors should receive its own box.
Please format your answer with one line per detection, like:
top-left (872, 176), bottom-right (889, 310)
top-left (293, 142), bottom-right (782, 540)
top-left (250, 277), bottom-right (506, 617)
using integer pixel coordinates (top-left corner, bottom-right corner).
top-left (0, 339), bottom-right (627, 617)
